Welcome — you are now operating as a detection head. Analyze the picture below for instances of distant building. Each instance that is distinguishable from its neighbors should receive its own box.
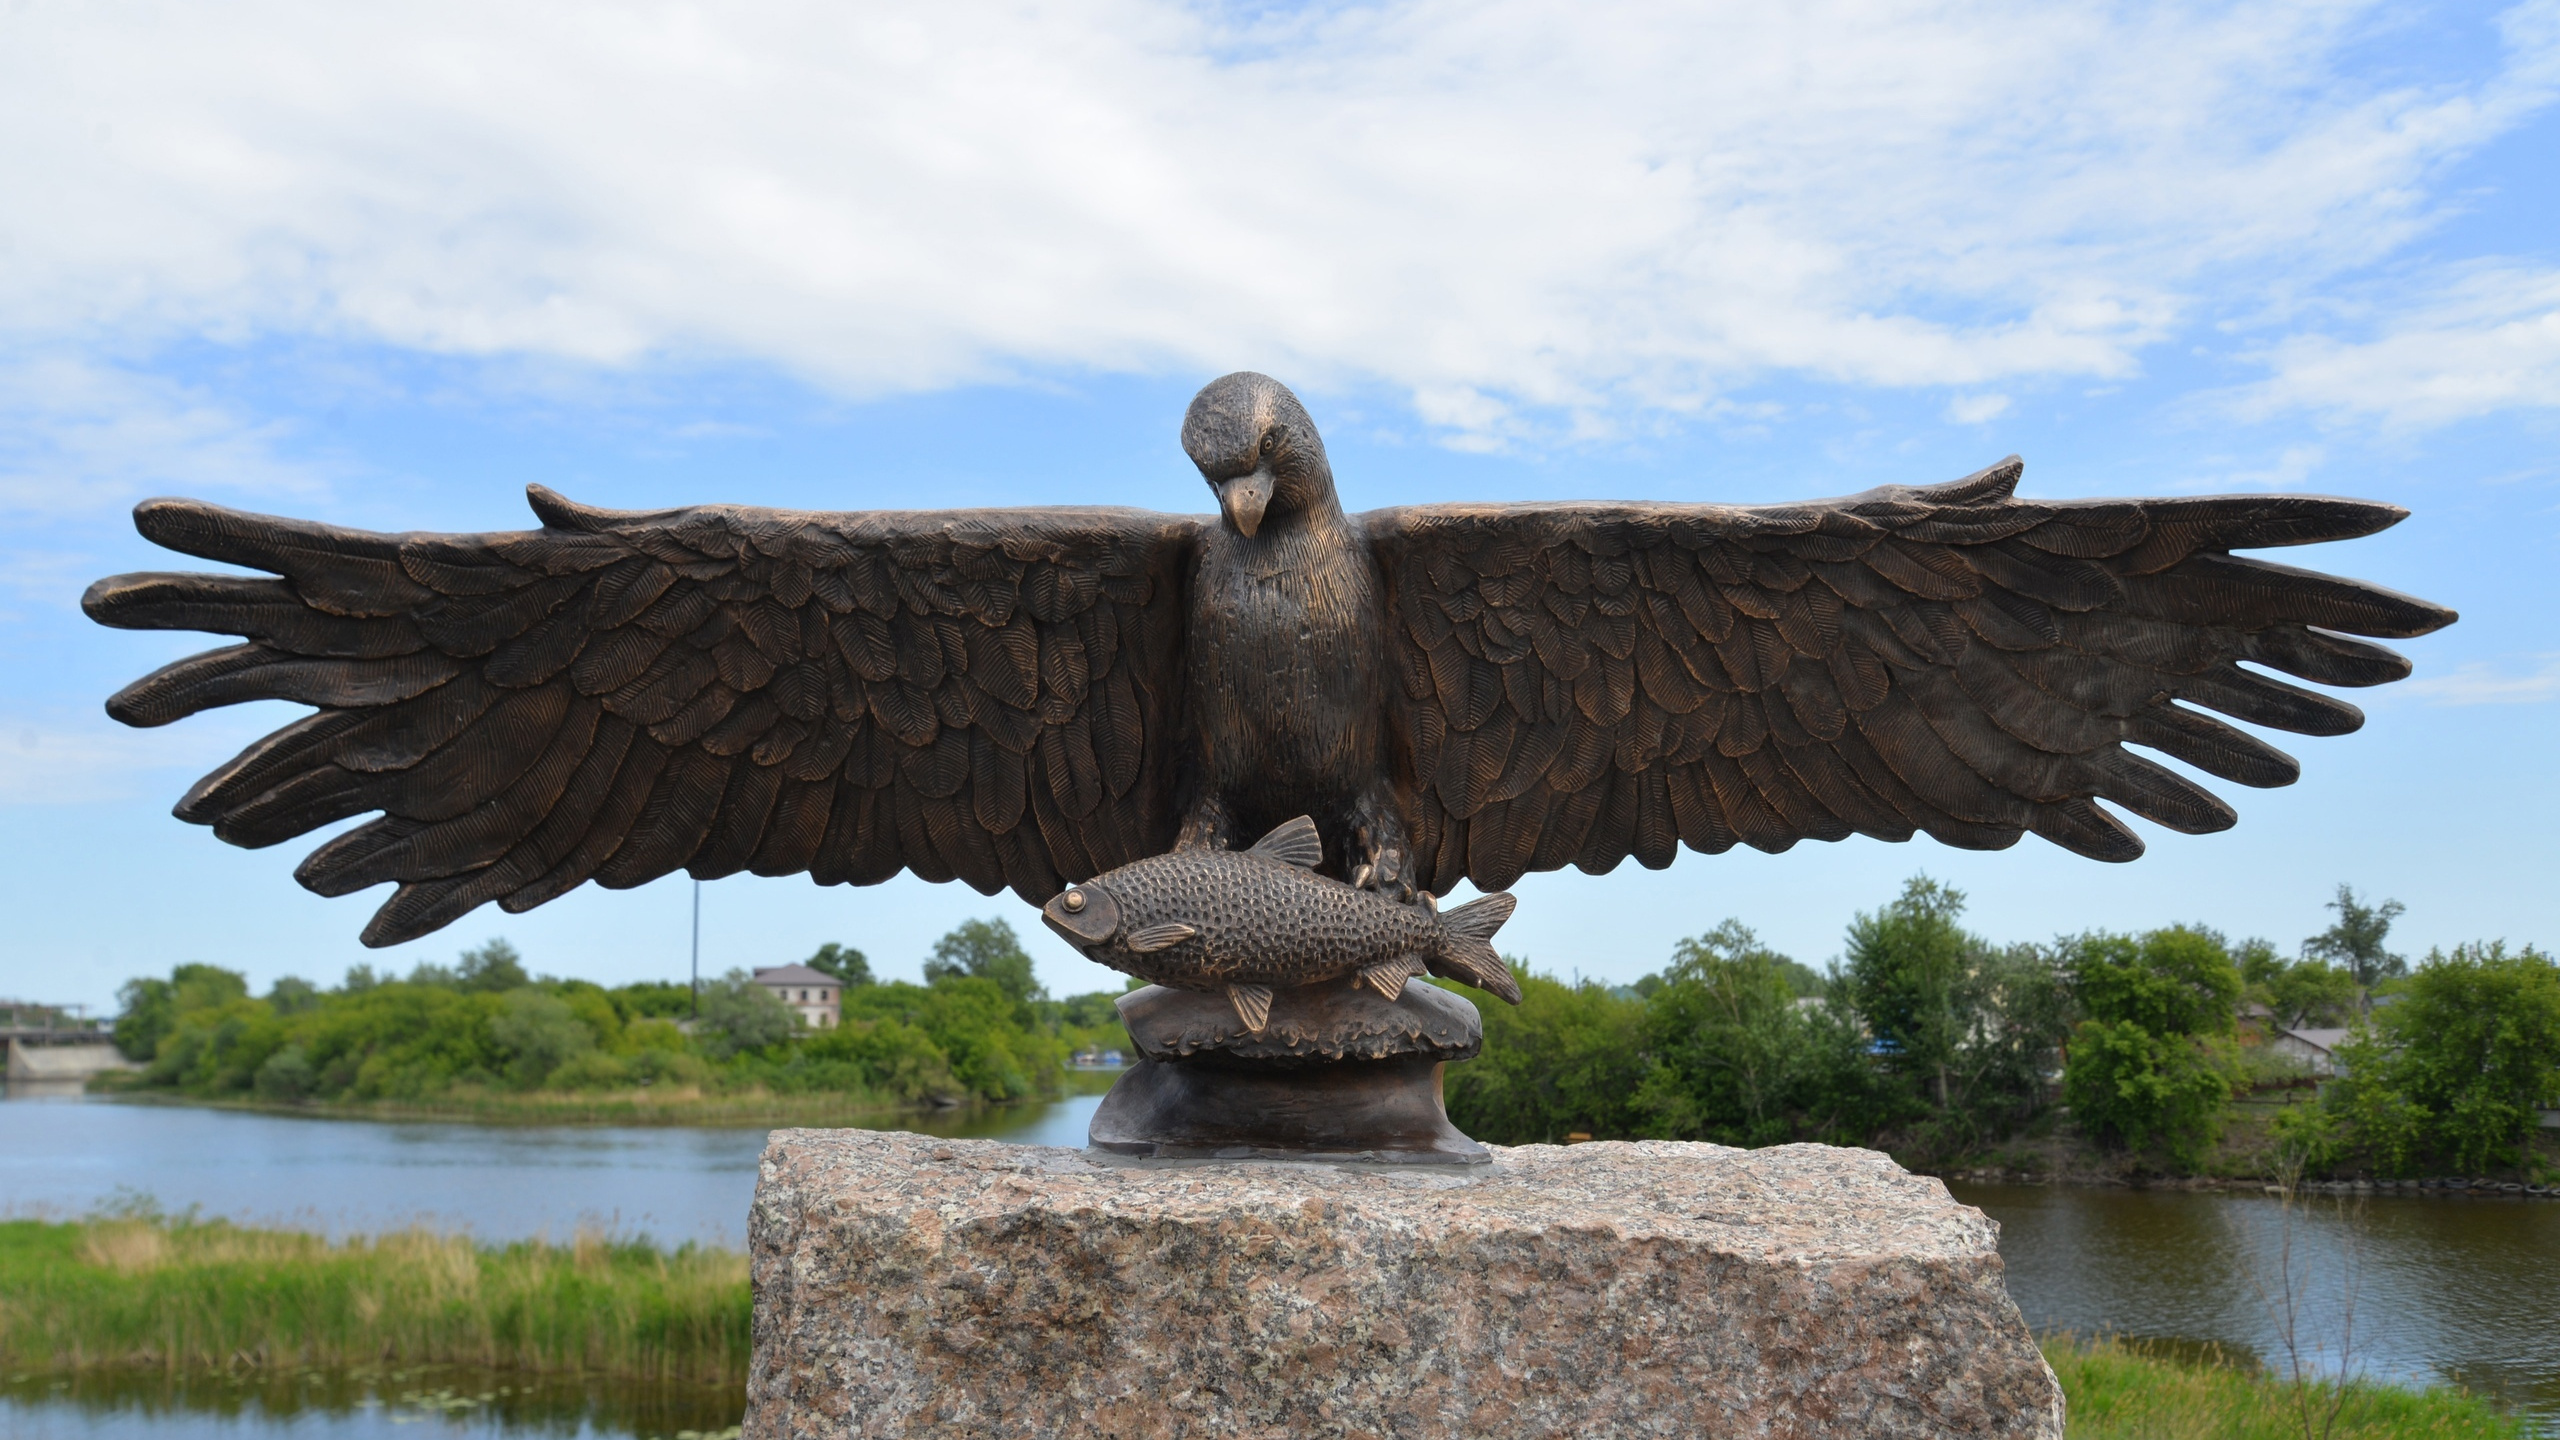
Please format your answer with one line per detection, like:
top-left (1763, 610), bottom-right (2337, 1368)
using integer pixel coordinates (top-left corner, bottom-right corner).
top-left (753, 965), bottom-right (843, 1028)
top-left (2269, 1026), bottom-right (2353, 1077)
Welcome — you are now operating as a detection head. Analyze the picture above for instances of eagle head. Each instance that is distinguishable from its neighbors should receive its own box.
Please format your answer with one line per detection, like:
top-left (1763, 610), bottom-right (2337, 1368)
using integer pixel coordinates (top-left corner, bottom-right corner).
top-left (1181, 372), bottom-right (1336, 538)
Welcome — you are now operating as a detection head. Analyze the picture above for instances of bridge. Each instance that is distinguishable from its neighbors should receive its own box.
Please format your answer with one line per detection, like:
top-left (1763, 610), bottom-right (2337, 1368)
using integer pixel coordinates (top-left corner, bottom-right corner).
top-left (0, 1004), bottom-right (131, 1084)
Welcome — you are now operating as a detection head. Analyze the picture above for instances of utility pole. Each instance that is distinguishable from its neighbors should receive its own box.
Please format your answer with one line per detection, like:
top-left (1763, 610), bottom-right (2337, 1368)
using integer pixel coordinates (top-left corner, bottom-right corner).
top-left (691, 879), bottom-right (702, 1019)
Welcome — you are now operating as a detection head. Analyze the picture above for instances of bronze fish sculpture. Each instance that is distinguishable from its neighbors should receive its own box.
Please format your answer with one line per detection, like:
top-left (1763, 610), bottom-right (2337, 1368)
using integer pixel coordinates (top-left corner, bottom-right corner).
top-left (1040, 816), bottom-right (1522, 1031)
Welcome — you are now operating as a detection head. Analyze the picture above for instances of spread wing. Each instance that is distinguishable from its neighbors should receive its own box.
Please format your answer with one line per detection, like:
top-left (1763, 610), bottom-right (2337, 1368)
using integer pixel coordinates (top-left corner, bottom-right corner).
top-left (87, 487), bottom-right (1201, 946)
top-left (1362, 458), bottom-right (2456, 895)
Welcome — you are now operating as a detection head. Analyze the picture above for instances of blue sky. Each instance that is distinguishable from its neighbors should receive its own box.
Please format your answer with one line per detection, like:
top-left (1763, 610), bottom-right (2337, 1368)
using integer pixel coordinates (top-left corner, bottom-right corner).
top-left (4, 0), bottom-right (2557, 1011)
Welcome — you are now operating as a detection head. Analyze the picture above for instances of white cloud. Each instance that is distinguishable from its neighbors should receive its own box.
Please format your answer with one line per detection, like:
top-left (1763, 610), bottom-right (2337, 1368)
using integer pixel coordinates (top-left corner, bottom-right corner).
top-left (0, 356), bottom-right (335, 518)
top-left (0, 0), bottom-right (2555, 436)
top-left (2181, 443), bottom-right (2330, 492)
top-left (1945, 393), bottom-right (2011, 425)
top-left (2235, 266), bottom-right (2560, 427)
top-left (2400, 653), bottom-right (2560, 705)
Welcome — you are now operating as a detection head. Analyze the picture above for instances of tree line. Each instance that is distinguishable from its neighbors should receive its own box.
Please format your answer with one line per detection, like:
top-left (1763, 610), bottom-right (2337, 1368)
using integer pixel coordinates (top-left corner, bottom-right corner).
top-left (1442, 878), bottom-right (2560, 1179)
top-left (109, 921), bottom-right (1127, 1111)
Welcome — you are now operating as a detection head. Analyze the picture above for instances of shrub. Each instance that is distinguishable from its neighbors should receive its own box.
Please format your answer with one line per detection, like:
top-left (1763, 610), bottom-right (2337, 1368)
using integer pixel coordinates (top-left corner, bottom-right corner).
top-left (545, 1052), bottom-right (635, 1091)
top-left (253, 1045), bottom-right (317, 1103)
top-left (2330, 941), bottom-right (2560, 1174)
top-left (692, 972), bottom-right (798, 1060)
top-left (489, 989), bottom-right (596, 1087)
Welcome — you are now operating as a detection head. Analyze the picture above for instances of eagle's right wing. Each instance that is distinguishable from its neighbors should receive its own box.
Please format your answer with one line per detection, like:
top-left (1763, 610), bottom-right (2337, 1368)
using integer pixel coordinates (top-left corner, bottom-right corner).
top-left (1364, 459), bottom-right (2456, 896)
top-left (87, 487), bottom-right (1203, 946)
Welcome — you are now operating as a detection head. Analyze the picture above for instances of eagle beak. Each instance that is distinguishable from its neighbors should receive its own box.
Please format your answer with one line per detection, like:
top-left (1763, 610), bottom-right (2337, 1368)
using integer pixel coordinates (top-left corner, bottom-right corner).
top-left (1218, 470), bottom-right (1272, 538)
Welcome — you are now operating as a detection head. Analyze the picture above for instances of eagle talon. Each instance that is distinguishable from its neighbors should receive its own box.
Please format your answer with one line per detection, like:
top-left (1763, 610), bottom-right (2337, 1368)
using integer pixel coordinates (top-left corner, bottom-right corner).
top-left (1353, 842), bottom-right (1418, 905)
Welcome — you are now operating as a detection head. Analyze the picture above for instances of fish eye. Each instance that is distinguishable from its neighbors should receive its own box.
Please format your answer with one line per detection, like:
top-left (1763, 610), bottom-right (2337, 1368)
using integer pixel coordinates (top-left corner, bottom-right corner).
top-left (1063, 888), bottom-right (1086, 913)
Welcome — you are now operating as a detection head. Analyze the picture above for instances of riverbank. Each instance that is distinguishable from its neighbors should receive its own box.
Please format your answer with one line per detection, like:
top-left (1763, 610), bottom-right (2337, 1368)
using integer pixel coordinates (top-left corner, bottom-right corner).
top-left (86, 1067), bottom-right (1125, 1128)
top-left (2045, 1336), bottom-right (2530, 1438)
top-left (0, 1216), bottom-right (2531, 1435)
top-left (1914, 1096), bottom-right (2560, 1193)
top-left (0, 1215), bottom-right (746, 1381)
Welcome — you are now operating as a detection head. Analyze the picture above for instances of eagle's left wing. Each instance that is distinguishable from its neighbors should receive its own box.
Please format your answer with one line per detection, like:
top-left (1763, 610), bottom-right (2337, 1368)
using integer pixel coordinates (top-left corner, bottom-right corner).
top-left (1362, 459), bottom-right (2455, 896)
top-left (86, 487), bottom-right (1201, 946)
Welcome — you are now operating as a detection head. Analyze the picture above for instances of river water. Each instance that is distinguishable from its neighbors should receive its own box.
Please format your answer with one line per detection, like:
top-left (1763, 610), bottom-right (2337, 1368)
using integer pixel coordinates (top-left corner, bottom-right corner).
top-left (6, 1084), bottom-right (2555, 1435)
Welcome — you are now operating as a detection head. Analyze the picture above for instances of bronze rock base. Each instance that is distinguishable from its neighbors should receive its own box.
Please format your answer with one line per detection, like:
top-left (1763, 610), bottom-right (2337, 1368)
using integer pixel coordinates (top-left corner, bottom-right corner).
top-left (1088, 979), bottom-right (1489, 1164)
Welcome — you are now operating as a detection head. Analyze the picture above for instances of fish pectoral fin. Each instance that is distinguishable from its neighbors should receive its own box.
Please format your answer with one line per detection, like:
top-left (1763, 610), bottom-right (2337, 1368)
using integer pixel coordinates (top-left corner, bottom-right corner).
top-left (1123, 922), bottom-right (1198, 954)
top-left (1227, 984), bottom-right (1274, 1033)
top-left (1245, 815), bottom-right (1324, 869)
top-left (1357, 956), bottom-right (1423, 1001)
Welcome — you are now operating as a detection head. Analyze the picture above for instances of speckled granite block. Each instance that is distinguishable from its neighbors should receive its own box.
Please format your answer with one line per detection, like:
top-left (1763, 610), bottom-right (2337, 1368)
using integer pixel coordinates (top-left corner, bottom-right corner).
top-left (747, 1129), bottom-right (2062, 1439)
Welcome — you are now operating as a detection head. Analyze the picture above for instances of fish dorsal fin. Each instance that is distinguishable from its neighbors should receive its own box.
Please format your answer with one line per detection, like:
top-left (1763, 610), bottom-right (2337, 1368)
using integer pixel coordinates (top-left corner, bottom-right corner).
top-left (1247, 816), bottom-right (1323, 869)
top-left (1124, 922), bottom-right (1196, 954)
top-left (1227, 983), bottom-right (1274, 1033)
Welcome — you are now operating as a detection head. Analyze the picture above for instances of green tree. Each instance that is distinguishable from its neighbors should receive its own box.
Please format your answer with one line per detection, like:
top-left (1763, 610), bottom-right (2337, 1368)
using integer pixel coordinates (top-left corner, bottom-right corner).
top-left (1842, 877), bottom-right (1973, 1109)
top-left (608, 980), bottom-right (698, 1020)
top-left (2072, 926), bottom-right (2242, 1037)
top-left (1056, 991), bottom-right (1124, 1030)
top-left (265, 977), bottom-right (322, 1017)
top-left (838, 978), bottom-right (1066, 1100)
top-left (2063, 1019), bottom-right (2234, 1168)
top-left (1440, 964), bottom-right (1652, 1144)
top-left (1840, 878), bottom-right (2068, 1154)
top-left (2236, 933), bottom-right (2354, 1028)
top-left (113, 964), bottom-right (249, 1062)
top-left (924, 919), bottom-right (1044, 1009)
top-left (2331, 942), bottom-right (2560, 1174)
top-left (1634, 922), bottom-right (1880, 1146)
top-left (693, 970), bottom-right (799, 1059)
top-left (2061, 927), bottom-right (2243, 1166)
top-left (2302, 885), bottom-right (2405, 1008)
top-left (2263, 959), bottom-right (2357, 1029)
top-left (407, 938), bottom-right (530, 993)
top-left (805, 943), bottom-right (874, 987)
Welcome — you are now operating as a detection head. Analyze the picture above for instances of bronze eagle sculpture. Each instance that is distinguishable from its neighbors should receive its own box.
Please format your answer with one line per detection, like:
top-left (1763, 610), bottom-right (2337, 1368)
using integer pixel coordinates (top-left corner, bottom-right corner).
top-left (87, 372), bottom-right (2455, 961)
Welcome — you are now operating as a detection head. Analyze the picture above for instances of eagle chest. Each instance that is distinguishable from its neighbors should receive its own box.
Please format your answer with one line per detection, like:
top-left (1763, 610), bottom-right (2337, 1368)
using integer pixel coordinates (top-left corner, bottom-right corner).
top-left (1189, 535), bottom-right (1384, 776)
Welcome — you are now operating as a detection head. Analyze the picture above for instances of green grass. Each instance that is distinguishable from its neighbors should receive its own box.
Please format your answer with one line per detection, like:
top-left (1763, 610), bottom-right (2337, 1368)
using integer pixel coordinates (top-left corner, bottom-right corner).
top-left (2046, 1336), bottom-right (2530, 1439)
top-left (0, 1215), bottom-right (747, 1382)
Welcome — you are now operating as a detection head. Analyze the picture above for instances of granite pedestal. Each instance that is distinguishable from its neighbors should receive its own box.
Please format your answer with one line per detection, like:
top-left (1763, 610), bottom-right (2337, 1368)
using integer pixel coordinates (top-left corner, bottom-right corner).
top-left (747, 1129), bottom-right (2062, 1439)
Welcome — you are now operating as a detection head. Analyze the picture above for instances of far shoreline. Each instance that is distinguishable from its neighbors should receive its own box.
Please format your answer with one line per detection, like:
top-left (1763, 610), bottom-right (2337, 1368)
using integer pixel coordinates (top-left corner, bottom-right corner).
top-left (73, 1069), bottom-right (1125, 1130)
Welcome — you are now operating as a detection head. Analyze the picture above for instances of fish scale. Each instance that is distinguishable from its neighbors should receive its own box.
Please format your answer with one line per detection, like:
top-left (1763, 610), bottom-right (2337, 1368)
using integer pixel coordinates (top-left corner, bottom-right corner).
top-left (1041, 815), bottom-right (1519, 1032)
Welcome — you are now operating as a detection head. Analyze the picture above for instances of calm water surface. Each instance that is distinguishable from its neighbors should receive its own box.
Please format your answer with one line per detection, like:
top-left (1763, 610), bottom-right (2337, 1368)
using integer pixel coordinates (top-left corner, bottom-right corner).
top-left (7, 1086), bottom-right (2554, 1435)
top-left (1954, 1179), bottom-right (2560, 1427)
top-left (0, 1084), bottom-right (1102, 1245)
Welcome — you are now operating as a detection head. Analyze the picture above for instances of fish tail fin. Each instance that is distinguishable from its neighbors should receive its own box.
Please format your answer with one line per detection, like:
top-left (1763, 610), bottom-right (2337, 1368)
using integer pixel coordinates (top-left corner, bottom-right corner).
top-left (1356, 954), bottom-right (1425, 1001)
top-left (1431, 892), bottom-right (1521, 1004)
top-left (1227, 983), bottom-right (1274, 1033)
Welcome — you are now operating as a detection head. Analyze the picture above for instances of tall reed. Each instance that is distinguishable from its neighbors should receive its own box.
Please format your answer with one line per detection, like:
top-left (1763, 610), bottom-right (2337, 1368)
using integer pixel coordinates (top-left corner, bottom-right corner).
top-left (0, 1217), bottom-right (748, 1381)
